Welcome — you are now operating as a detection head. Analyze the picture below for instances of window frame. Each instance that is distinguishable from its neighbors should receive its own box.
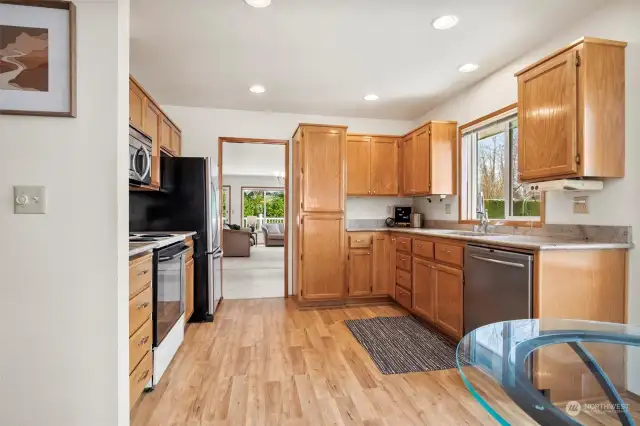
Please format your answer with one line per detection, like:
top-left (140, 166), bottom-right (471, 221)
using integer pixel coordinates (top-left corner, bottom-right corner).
top-left (222, 185), bottom-right (231, 224)
top-left (240, 186), bottom-right (286, 221)
top-left (458, 103), bottom-right (545, 227)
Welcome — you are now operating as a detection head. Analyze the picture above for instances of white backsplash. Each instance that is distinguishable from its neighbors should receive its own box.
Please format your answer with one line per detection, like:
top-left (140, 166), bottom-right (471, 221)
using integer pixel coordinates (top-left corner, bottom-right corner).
top-left (346, 196), bottom-right (414, 219)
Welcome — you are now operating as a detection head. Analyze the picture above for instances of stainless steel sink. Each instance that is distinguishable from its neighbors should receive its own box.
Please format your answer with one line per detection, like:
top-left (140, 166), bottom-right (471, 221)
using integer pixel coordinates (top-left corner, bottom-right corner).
top-left (437, 230), bottom-right (491, 237)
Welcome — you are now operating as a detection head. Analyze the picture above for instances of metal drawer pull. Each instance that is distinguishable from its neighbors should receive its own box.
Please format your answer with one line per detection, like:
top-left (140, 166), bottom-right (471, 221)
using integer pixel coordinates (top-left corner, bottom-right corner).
top-left (137, 269), bottom-right (149, 276)
top-left (356, 239), bottom-right (364, 242)
top-left (470, 255), bottom-right (524, 268)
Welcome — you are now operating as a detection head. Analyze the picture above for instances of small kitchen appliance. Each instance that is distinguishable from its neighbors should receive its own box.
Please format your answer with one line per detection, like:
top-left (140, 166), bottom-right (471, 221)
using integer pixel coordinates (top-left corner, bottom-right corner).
top-left (393, 206), bottom-right (412, 227)
top-left (410, 213), bottom-right (423, 228)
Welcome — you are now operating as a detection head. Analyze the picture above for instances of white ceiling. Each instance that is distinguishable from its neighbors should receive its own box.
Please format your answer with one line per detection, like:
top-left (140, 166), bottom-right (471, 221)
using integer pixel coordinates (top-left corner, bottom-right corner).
top-left (131, 0), bottom-right (607, 120)
top-left (222, 142), bottom-right (285, 176)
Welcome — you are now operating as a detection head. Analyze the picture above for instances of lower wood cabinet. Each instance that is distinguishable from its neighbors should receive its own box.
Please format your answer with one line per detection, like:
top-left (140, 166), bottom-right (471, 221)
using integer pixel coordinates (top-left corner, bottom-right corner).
top-left (300, 215), bottom-right (345, 300)
top-left (348, 249), bottom-right (372, 296)
top-left (412, 257), bottom-right (436, 321)
top-left (184, 257), bottom-right (195, 322)
top-left (434, 264), bottom-right (464, 339)
top-left (372, 234), bottom-right (390, 296)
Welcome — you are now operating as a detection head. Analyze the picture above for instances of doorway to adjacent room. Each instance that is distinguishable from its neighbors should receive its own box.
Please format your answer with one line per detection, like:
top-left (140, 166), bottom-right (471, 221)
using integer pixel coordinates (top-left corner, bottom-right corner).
top-left (218, 138), bottom-right (289, 300)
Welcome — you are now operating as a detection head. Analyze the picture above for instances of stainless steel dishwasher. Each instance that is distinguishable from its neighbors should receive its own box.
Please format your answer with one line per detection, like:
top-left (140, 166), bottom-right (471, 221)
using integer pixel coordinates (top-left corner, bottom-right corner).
top-left (464, 245), bottom-right (533, 334)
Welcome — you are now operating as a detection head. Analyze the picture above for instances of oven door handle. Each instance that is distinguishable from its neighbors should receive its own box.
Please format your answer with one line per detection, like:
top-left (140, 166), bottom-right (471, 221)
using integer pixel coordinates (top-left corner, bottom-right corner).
top-left (159, 247), bottom-right (190, 262)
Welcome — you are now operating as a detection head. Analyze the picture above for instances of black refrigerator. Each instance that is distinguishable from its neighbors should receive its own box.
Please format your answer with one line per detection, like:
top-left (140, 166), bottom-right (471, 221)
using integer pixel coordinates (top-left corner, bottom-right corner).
top-left (130, 156), bottom-right (222, 322)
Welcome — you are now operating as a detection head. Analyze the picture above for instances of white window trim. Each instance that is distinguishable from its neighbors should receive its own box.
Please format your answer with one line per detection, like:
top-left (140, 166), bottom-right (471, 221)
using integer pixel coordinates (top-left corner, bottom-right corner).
top-left (460, 107), bottom-right (541, 223)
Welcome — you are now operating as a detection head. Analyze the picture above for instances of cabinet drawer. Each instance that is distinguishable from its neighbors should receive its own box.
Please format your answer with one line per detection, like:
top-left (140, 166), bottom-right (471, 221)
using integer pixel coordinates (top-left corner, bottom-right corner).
top-left (413, 239), bottom-right (434, 259)
top-left (435, 243), bottom-right (464, 267)
top-left (395, 285), bottom-right (412, 310)
top-left (396, 253), bottom-right (411, 272)
top-left (349, 233), bottom-right (372, 248)
top-left (396, 268), bottom-right (411, 290)
top-left (129, 318), bottom-right (152, 374)
top-left (129, 285), bottom-right (152, 336)
top-left (129, 254), bottom-right (153, 298)
top-left (396, 236), bottom-right (412, 253)
top-left (130, 350), bottom-right (152, 410)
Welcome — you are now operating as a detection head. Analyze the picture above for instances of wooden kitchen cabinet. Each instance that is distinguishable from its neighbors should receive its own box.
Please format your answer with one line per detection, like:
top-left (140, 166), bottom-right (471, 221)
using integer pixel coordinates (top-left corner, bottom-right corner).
top-left (347, 134), bottom-right (399, 196)
top-left (184, 257), bottom-right (194, 322)
top-left (346, 135), bottom-right (371, 195)
top-left (412, 257), bottom-right (436, 321)
top-left (171, 126), bottom-right (182, 157)
top-left (144, 100), bottom-right (162, 188)
top-left (401, 121), bottom-right (457, 196)
top-left (434, 264), bottom-right (463, 339)
top-left (372, 234), bottom-right (390, 296)
top-left (515, 37), bottom-right (626, 182)
top-left (160, 117), bottom-right (172, 154)
top-left (299, 214), bottom-right (345, 300)
top-left (129, 82), bottom-right (145, 129)
top-left (348, 250), bottom-right (372, 297)
top-left (301, 125), bottom-right (346, 213)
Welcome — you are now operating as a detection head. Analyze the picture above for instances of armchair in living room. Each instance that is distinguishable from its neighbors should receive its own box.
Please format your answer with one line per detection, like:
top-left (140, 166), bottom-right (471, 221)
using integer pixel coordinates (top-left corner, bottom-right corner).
top-left (261, 223), bottom-right (285, 247)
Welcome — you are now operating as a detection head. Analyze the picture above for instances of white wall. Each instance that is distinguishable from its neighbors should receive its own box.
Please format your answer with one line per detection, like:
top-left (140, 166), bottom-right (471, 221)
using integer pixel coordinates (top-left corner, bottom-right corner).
top-left (417, 0), bottom-right (640, 392)
top-left (0, 1), bottom-right (130, 425)
top-left (222, 174), bottom-right (283, 225)
top-left (222, 143), bottom-right (285, 176)
top-left (162, 105), bottom-right (414, 294)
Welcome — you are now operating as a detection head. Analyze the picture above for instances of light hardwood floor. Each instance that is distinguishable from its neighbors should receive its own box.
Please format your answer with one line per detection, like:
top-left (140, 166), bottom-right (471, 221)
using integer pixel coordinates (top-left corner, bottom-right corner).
top-left (131, 299), bottom-right (638, 426)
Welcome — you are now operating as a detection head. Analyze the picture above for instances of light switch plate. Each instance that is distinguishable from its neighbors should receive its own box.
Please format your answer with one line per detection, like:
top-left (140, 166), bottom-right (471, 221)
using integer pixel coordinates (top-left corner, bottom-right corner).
top-left (14, 186), bottom-right (47, 214)
top-left (573, 196), bottom-right (589, 214)
top-left (445, 204), bottom-right (452, 214)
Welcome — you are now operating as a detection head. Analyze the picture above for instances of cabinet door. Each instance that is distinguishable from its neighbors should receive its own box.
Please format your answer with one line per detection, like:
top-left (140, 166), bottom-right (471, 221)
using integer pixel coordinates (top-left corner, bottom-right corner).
top-left (371, 138), bottom-right (399, 195)
top-left (302, 128), bottom-right (345, 213)
top-left (129, 82), bottom-right (145, 130)
top-left (389, 235), bottom-right (397, 298)
top-left (184, 258), bottom-right (194, 322)
top-left (160, 117), bottom-right (172, 154)
top-left (518, 49), bottom-right (579, 181)
top-left (300, 215), bottom-right (345, 300)
top-left (402, 136), bottom-right (414, 195)
top-left (348, 250), bottom-right (372, 297)
top-left (346, 136), bottom-right (371, 195)
top-left (413, 126), bottom-right (431, 194)
top-left (435, 264), bottom-right (463, 338)
top-left (372, 234), bottom-right (389, 296)
top-left (430, 122), bottom-right (457, 195)
top-left (413, 257), bottom-right (436, 321)
top-left (144, 100), bottom-right (161, 187)
top-left (171, 127), bottom-right (182, 157)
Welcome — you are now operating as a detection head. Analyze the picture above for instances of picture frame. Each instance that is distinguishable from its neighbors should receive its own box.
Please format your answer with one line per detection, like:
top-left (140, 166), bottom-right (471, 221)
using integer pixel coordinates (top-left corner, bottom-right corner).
top-left (0, 0), bottom-right (76, 117)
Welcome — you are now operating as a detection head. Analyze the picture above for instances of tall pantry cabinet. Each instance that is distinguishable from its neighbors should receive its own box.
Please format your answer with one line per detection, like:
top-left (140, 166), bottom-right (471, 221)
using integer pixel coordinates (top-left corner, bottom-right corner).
top-left (292, 124), bottom-right (347, 302)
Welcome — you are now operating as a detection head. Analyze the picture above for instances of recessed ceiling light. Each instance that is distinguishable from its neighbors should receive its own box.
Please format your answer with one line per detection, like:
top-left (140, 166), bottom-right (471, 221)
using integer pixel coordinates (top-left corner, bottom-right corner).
top-left (364, 94), bottom-right (379, 101)
top-left (244, 0), bottom-right (271, 7)
top-left (458, 63), bottom-right (479, 73)
top-left (249, 85), bottom-right (266, 93)
top-left (432, 15), bottom-right (459, 30)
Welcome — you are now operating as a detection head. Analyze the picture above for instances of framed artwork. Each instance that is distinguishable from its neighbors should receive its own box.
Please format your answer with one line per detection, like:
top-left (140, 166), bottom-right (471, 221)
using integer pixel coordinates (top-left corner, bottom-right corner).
top-left (0, 0), bottom-right (76, 117)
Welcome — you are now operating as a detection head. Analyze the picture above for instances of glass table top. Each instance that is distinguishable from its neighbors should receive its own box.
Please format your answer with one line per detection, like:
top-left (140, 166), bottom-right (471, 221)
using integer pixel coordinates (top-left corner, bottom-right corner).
top-left (456, 319), bottom-right (640, 425)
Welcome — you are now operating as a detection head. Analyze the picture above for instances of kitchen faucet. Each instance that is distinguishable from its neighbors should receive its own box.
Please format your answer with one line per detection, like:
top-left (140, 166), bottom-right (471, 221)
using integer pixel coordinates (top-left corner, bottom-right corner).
top-left (475, 192), bottom-right (490, 233)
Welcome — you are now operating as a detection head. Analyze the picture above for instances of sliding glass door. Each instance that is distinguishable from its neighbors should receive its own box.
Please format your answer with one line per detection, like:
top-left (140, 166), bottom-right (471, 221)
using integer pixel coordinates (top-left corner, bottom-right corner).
top-left (242, 188), bottom-right (285, 243)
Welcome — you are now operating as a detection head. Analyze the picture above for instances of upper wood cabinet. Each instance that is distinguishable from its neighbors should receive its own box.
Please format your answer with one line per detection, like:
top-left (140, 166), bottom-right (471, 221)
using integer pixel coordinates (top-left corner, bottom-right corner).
top-left (347, 136), bottom-right (371, 195)
top-left (348, 250), bottom-right (372, 297)
top-left (300, 214), bottom-right (345, 300)
top-left (129, 84), bottom-right (145, 130)
top-left (144, 101), bottom-right (161, 188)
top-left (129, 76), bottom-right (183, 190)
top-left (347, 134), bottom-right (399, 196)
top-left (516, 37), bottom-right (626, 182)
top-left (299, 125), bottom-right (346, 213)
top-left (401, 121), bottom-right (457, 196)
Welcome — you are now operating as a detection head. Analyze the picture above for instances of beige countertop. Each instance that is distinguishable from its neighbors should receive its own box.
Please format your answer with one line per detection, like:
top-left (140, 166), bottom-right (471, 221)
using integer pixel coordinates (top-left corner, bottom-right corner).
top-left (129, 231), bottom-right (197, 257)
top-left (346, 228), bottom-right (632, 251)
